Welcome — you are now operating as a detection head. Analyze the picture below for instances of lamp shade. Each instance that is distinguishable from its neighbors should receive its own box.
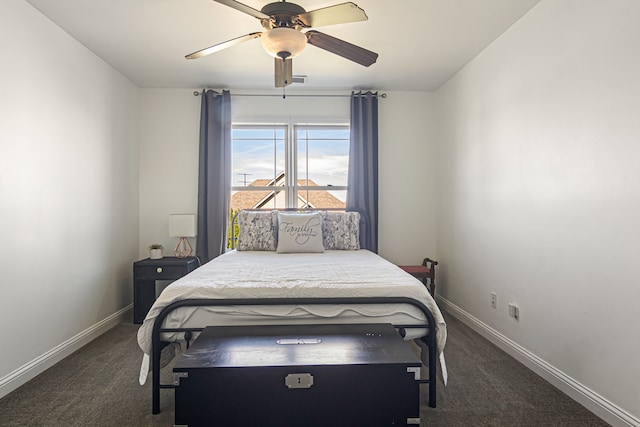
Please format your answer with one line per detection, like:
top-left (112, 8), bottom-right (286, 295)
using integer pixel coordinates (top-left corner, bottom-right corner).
top-left (261, 28), bottom-right (307, 59)
top-left (169, 214), bottom-right (197, 237)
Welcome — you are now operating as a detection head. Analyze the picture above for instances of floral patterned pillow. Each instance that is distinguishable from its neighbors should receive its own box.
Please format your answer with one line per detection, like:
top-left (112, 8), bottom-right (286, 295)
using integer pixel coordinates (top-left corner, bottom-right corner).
top-left (322, 211), bottom-right (360, 250)
top-left (236, 210), bottom-right (278, 251)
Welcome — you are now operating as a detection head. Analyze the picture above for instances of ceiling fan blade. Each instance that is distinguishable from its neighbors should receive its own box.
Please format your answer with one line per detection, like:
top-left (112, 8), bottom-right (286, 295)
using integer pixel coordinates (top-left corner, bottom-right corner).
top-left (297, 2), bottom-right (368, 28)
top-left (185, 32), bottom-right (262, 59)
top-left (213, 0), bottom-right (270, 19)
top-left (306, 30), bottom-right (377, 67)
top-left (274, 58), bottom-right (293, 88)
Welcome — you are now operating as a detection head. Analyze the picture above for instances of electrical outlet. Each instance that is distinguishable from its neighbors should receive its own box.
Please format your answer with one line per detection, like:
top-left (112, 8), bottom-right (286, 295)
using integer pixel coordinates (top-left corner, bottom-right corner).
top-left (491, 292), bottom-right (497, 309)
top-left (508, 303), bottom-right (519, 319)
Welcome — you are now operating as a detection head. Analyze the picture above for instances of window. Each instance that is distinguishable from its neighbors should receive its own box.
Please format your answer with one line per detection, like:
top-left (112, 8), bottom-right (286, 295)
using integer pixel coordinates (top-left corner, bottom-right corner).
top-left (230, 124), bottom-right (350, 212)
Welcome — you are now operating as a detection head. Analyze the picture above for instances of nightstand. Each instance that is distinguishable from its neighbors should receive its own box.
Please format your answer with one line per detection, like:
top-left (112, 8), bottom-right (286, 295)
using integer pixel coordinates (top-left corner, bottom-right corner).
top-left (399, 258), bottom-right (438, 298)
top-left (133, 256), bottom-right (200, 324)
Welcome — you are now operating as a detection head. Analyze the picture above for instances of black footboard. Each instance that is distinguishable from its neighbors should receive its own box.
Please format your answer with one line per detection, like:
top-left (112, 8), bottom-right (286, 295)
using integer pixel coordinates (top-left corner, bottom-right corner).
top-left (150, 297), bottom-right (438, 414)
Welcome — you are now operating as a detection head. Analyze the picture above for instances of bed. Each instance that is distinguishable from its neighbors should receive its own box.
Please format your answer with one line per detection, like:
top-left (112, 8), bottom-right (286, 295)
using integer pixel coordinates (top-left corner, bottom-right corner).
top-left (137, 209), bottom-right (447, 414)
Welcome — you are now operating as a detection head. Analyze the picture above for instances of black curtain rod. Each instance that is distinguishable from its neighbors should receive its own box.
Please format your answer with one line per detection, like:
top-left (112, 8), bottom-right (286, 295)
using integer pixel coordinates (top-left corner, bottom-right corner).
top-left (193, 91), bottom-right (386, 98)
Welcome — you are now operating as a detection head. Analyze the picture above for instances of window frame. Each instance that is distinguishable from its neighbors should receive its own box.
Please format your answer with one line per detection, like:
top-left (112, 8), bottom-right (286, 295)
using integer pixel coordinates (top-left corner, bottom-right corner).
top-left (231, 122), bottom-right (350, 209)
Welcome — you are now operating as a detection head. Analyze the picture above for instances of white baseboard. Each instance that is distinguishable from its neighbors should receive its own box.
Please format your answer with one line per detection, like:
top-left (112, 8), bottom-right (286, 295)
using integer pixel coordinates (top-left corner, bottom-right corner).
top-left (0, 304), bottom-right (133, 400)
top-left (436, 297), bottom-right (639, 427)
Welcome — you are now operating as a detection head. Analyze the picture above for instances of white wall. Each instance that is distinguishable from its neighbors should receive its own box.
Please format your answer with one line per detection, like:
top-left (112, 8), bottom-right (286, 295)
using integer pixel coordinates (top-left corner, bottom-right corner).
top-left (138, 89), bottom-right (201, 256)
top-left (378, 91), bottom-right (437, 265)
top-left (0, 0), bottom-right (139, 396)
top-left (138, 89), bottom-right (438, 264)
top-left (435, 0), bottom-right (640, 424)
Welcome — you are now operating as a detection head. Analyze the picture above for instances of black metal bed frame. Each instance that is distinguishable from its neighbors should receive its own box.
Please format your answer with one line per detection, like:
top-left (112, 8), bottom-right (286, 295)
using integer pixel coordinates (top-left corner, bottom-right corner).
top-left (150, 296), bottom-right (438, 414)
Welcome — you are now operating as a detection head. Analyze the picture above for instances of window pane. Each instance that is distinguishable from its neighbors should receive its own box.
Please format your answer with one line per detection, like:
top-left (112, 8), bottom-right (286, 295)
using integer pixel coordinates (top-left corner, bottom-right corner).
top-left (296, 126), bottom-right (349, 189)
top-left (232, 126), bottom-right (285, 188)
top-left (296, 189), bottom-right (346, 209)
top-left (231, 188), bottom-right (285, 211)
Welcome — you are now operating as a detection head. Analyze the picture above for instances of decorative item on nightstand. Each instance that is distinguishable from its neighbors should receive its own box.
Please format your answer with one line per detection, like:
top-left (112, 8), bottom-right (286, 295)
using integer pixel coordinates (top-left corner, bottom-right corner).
top-left (169, 214), bottom-right (197, 258)
top-left (149, 244), bottom-right (164, 259)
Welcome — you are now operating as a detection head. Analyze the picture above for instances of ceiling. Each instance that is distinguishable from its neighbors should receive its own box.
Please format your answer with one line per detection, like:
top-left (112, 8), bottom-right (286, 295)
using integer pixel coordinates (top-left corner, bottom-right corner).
top-left (25, 0), bottom-right (541, 91)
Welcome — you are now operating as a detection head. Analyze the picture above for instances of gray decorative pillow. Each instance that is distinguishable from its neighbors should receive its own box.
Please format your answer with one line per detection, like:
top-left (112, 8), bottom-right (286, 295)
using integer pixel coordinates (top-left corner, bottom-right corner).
top-left (322, 211), bottom-right (360, 250)
top-left (276, 212), bottom-right (324, 254)
top-left (237, 210), bottom-right (278, 251)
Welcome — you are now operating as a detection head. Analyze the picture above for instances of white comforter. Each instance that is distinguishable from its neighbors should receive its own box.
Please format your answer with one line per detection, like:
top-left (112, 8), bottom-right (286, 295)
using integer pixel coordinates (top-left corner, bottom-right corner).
top-left (137, 250), bottom-right (447, 380)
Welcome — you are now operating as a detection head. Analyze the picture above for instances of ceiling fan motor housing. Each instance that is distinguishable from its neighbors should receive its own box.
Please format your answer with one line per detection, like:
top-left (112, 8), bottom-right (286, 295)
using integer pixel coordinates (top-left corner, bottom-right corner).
top-left (260, 1), bottom-right (306, 29)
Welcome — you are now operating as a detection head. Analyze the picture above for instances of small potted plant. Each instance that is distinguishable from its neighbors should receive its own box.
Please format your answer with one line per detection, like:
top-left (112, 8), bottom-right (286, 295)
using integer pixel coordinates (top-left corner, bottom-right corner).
top-left (149, 244), bottom-right (164, 259)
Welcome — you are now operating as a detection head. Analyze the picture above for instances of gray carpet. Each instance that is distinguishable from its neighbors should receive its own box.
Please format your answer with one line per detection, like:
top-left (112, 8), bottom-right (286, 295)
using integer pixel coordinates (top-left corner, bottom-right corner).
top-left (0, 313), bottom-right (609, 426)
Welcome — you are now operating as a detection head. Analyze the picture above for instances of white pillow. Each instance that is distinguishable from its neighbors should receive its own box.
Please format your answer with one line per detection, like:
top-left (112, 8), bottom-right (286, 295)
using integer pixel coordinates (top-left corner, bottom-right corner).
top-left (276, 212), bottom-right (324, 253)
top-left (237, 210), bottom-right (278, 251)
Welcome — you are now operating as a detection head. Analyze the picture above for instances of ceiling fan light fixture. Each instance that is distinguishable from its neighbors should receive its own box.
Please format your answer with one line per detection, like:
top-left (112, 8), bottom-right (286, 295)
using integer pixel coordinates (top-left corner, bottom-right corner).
top-left (261, 28), bottom-right (307, 59)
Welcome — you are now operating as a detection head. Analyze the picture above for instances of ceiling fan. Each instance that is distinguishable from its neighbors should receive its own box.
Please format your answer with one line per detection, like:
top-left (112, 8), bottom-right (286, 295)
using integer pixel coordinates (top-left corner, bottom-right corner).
top-left (186, 0), bottom-right (378, 87)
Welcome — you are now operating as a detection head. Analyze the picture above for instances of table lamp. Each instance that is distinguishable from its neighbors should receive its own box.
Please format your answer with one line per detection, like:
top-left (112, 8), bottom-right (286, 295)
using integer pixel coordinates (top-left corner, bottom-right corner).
top-left (169, 214), bottom-right (197, 258)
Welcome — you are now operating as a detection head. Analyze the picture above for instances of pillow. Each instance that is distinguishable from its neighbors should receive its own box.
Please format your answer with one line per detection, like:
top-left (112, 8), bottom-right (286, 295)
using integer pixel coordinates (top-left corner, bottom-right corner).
top-left (276, 212), bottom-right (324, 253)
top-left (236, 210), bottom-right (278, 251)
top-left (322, 211), bottom-right (360, 250)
